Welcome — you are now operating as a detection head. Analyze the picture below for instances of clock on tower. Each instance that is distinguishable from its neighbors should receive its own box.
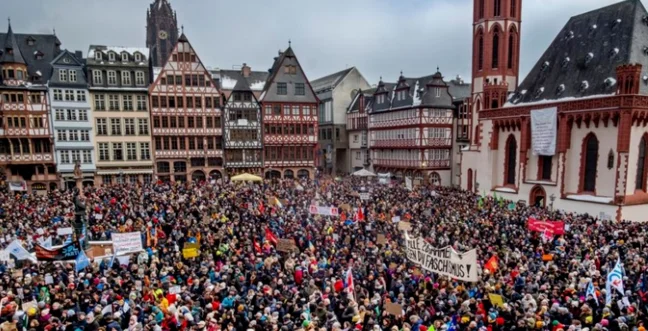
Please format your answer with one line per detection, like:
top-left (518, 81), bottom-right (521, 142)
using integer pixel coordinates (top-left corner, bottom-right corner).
top-left (146, 0), bottom-right (179, 66)
top-left (158, 30), bottom-right (168, 40)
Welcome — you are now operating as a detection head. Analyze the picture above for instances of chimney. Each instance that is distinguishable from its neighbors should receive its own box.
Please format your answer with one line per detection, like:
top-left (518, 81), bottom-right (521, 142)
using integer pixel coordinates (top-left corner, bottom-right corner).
top-left (75, 50), bottom-right (83, 60)
top-left (241, 63), bottom-right (251, 78)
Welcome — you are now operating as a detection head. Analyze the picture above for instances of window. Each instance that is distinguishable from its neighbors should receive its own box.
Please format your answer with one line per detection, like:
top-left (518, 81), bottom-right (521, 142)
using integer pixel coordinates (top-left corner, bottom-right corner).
top-left (53, 89), bottom-right (63, 101)
top-left (478, 0), bottom-right (484, 18)
top-left (303, 105), bottom-right (310, 116)
top-left (494, 0), bottom-right (501, 16)
top-left (607, 150), bottom-right (615, 169)
top-left (96, 118), bottom-right (108, 135)
top-left (196, 116), bottom-right (203, 128)
top-left (126, 142), bottom-right (137, 160)
top-left (66, 109), bottom-right (77, 121)
top-left (134, 53), bottom-right (142, 62)
top-left (277, 83), bottom-right (287, 95)
top-left (140, 142), bottom-right (151, 160)
top-left (122, 71), bottom-right (131, 85)
top-left (69, 130), bottom-right (79, 141)
top-left (492, 28), bottom-right (500, 69)
top-left (161, 116), bottom-right (169, 128)
top-left (111, 118), bottom-right (122, 135)
top-left (94, 95), bottom-right (106, 110)
top-left (135, 71), bottom-right (145, 85)
top-left (107, 71), bottom-right (117, 85)
top-left (121, 52), bottom-right (129, 62)
top-left (69, 70), bottom-right (77, 82)
top-left (636, 136), bottom-right (647, 190)
top-left (510, 0), bottom-right (516, 17)
top-left (137, 95), bottom-right (147, 111)
top-left (108, 52), bottom-right (116, 61)
top-left (505, 135), bottom-right (517, 185)
top-left (92, 70), bottom-right (103, 85)
top-left (108, 95), bottom-right (119, 110)
top-left (138, 118), bottom-right (149, 135)
top-left (582, 133), bottom-right (598, 192)
top-left (57, 130), bottom-right (67, 141)
top-left (123, 95), bottom-right (133, 110)
top-left (295, 83), bottom-right (305, 95)
top-left (55, 109), bottom-right (65, 121)
top-left (124, 118), bottom-right (136, 135)
top-left (112, 142), bottom-right (123, 161)
top-left (60, 151), bottom-right (70, 164)
top-left (59, 69), bottom-right (68, 82)
top-left (80, 130), bottom-right (90, 141)
top-left (98, 143), bottom-right (109, 161)
top-left (83, 150), bottom-right (92, 164)
top-left (157, 161), bottom-right (170, 173)
top-left (292, 105), bottom-right (300, 115)
top-left (71, 150), bottom-right (81, 163)
top-left (283, 105), bottom-right (290, 115)
top-left (65, 90), bottom-right (74, 101)
top-left (30, 94), bottom-right (40, 104)
top-left (507, 33), bottom-right (515, 69)
top-left (78, 109), bottom-right (88, 121)
top-left (186, 96), bottom-right (193, 108)
top-left (94, 51), bottom-right (102, 61)
top-left (195, 96), bottom-right (202, 108)
top-left (539, 155), bottom-right (552, 180)
top-left (76, 90), bottom-right (86, 102)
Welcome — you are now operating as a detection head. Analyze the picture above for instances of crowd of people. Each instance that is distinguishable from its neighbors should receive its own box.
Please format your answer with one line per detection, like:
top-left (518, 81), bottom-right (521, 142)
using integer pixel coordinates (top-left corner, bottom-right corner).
top-left (0, 175), bottom-right (646, 331)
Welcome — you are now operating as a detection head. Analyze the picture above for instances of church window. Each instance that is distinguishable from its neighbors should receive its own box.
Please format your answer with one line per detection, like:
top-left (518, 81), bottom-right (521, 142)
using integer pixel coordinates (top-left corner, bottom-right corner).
top-left (478, 0), bottom-right (484, 19)
top-left (636, 136), bottom-right (647, 190)
top-left (492, 27), bottom-right (500, 69)
top-left (507, 33), bottom-right (515, 69)
top-left (505, 134), bottom-right (516, 185)
top-left (477, 33), bottom-right (484, 71)
top-left (510, 0), bottom-right (516, 17)
top-left (582, 133), bottom-right (598, 192)
top-left (494, 0), bottom-right (501, 16)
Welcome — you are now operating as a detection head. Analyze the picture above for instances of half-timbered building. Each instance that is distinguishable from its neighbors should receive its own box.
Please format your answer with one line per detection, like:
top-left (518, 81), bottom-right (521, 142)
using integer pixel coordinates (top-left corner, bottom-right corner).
top-left (460, 0), bottom-right (648, 221)
top-left (260, 46), bottom-right (318, 179)
top-left (369, 71), bottom-right (469, 186)
top-left (347, 87), bottom-right (381, 172)
top-left (149, 33), bottom-right (223, 182)
top-left (0, 22), bottom-right (60, 193)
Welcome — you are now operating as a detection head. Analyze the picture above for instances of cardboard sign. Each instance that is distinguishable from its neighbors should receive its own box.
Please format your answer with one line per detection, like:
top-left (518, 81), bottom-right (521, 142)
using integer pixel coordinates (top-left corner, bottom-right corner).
top-left (21, 300), bottom-right (37, 312)
top-left (182, 243), bottom-right (200, 259)
top-left (12, 269), bottom-right (23, 278)
top-left (344, 236), bottom-right (351, 245)
top-left (169, 285), bottom-right (182, 294)
top-left (488, 293), bottom-right (504, 307)
top-left (339, 204), bottom-right (351, 212)
top-left (391, 216), bottom-right (401, 223)
top-left (0, 250), bottom-right (10, 262)
top-left (359, 192), bottom-right (370, 201)
top-left (377, 234), bottom-right (386, 245)
top-left (397, 221), bottom-right (412, 231)
top-left (276, 239), bottom-right (297, 253)
top-left (56, 227), bottom-right (73, 236)
top-left (385, 302), bottom-right (403, 316)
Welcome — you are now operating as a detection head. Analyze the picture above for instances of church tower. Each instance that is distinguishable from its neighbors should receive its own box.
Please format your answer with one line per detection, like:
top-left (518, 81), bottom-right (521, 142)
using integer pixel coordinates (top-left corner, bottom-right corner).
top-left (470, 0), bottom-right (521, 144)
top-left (146, 0), bottom-right (179, 67)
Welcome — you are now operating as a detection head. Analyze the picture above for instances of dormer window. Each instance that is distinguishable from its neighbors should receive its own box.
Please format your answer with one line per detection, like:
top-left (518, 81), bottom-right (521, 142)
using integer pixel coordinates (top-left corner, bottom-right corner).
top-left (108, 52), bottom-right (116, 61)
top-left (556, 84), bottom-right (565, 95)
top-left (376, 94), bottom-right (385, 104)
top-left (585, 52), bottom-right (594, 65)
top-left (34, 51), bottom-right (44, 60)
top-left (541, 61), bottom-right (550, 72)
top-left (134, 53), bottom-right (142, 62)
top-left (561, 57), bottom-right (570, 68)
top-left (95, 52), bottom-right (102, 61)
top-left (580, 80), bottom-right (589, 92)
top-left (121, 52), bottom-right (129, 62)
top-left (26, 37), bottom-right (35, 46)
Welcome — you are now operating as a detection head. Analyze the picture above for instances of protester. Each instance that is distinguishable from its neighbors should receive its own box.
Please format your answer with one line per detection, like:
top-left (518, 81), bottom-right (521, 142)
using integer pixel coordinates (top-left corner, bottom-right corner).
top-left (0, 176), bottom-right (645, 331)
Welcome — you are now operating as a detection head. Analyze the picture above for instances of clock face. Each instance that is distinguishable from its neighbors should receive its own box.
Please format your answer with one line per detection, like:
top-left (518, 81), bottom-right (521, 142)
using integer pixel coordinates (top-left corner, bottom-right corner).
top-left (158, 30), bottom-right (168, 40)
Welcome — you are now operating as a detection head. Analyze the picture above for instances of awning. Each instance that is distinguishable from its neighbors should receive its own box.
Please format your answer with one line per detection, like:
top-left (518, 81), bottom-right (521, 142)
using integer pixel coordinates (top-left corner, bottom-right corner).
top-left (96, 169), bottom-right (153, 175)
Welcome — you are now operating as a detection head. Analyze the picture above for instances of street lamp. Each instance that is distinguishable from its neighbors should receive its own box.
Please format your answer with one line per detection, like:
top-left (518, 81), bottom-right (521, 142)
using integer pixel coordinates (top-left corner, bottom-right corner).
top-left (119, 169), bottom-right (124, 185)
top-left (549, 193), bottom-right (556, 211)
top-left (475, 181), bottom-right (480, 193)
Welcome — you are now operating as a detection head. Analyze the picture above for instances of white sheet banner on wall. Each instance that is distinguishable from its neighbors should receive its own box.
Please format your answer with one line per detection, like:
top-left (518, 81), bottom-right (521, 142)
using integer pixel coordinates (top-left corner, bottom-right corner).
top-left (8, 181), bottom-right (27, 191)
top-left (404, 232), bottom-right (478, 282)
top-left (112, 232), bottom-right (143, 255)
top-left (378, 173), bottom-right (391, 184)
top-left (405, 177), bottom-right (413, 191)
top-left (309, 205), bottom-right (339, 217)
top-left (531, 107), bottom-right (557, 156)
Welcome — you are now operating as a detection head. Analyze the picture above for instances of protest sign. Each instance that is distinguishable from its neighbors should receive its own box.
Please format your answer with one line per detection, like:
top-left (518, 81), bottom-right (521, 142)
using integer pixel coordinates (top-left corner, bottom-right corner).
top-left (339, 204), bottom-right (351, 212)
top-left (385, 302), bottom-right (403, 316)
top-left (182, 242), bottom-right (200, 259)
top-left (391, 216), bottom-right (401, 223)
top-left (169, 286), bottom-right (182, 294)
top-left (112, 232), bottom-right (143, 255)
top-left (309, 205), bottom-right (339, 217)
top-left (528, 217), bottom-right (565, 235)
top-left (276, 239), bottom-right (297, 252)
top-left (21, 300), bottom-right (37, 312)
top-left (56, 227), bottom-right (73, 236)
top-left (397, 221), bottom-right (411, 231)
top-left (35, 241), bottom-right (82, 261)
top-left (359, 192), bottom-right (370, 201)
top-left (404, 232), bottom-right (478, 282)
top-left (488, 293), bottom-right (504, 307)
top-left (377, 234), bottom-right (386, 245)
top-left (0, 250), bottom-right (9, 262)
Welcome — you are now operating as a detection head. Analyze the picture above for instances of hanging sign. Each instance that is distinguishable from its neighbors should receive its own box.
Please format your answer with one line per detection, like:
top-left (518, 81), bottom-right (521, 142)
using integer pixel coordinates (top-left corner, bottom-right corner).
top-left (404, 232), bottom-right (478, 282)
top-left (531, 107), bottom-right (557, 156)
top-left (309, 204), bottom-right (339, 217)
top-left (112, 232), bottom-right (143, 255)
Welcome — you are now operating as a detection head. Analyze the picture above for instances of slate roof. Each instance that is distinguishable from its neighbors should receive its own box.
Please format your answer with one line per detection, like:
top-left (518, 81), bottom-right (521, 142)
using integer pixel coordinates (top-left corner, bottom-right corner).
top-left (0, 24), bottom-right (62, 85)
top-left (369, 70), bottom-right (470, 113)
top-left (217, 69), bottom-right (268, 91)
top-left (509, 0), bottom-right (648, 105)
top-left (311, 67), bottom-right (355, 92)
top-left (347, 87), bottom-right (379, 114)
top-left (0, 23), bottom-right (25, 64)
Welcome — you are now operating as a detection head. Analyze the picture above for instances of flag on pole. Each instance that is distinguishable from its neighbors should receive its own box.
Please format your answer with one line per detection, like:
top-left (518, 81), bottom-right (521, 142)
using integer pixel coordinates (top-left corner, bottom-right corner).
top-left (5, 240), bottom-right (32, 261)
top-left (64, 236), bottom-right (72, 245)
top-left (355, 205), bottom-right (364, 222)
top-left (75, 251), bottom-right (90, 272)
top-left (253, 240), bottom-right (262, 254)
top-left (484, 255), bottom-right (499, 274)
top-left (606, 258), bottom-right (624, 305)
top-left (346, 267), bottom-right (355, 302)
top-left (109, 252), bottom-right (117, 268)
top-left (274, 197), bottom-right (283, 208)
top-left (265, 228), bottom-right (278, 246)
top-left (586, 281), bottom-right (598, 305)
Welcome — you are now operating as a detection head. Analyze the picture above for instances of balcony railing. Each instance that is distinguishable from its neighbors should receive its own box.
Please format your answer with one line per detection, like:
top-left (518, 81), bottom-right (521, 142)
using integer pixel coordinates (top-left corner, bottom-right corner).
top-left (0, 153), bottom-right (54, 163)
top-left (423, 138), bottom-right (452, 147)
top-left (370, 139), bottom-right (418, 148)
top-left (371, 158), bottom-right (450, 168)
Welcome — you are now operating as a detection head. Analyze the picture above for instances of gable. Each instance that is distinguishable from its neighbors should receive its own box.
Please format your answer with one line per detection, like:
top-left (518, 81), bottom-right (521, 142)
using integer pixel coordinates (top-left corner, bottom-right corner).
top-left (260, 48), bottom-right (318, 103)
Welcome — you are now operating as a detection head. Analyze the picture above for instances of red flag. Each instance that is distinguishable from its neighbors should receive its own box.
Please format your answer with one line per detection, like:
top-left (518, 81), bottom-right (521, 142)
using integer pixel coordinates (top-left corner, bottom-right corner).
top-left (258, 201), bottom-right (265, 213)
top-left (340, 212), bottom-right (347, 223)
top-left (253, 240), bottom-right (262, 253)
top-left (485, 255), bottom-right (499, 274)
top-left (346, 267), bottom-right (355, 302)
top-left (355, 205), bottom-right (364, 221)
top-left (527, 217), bottom-right (565, 235)
top-left (265, 228), bottom-right (278, 245)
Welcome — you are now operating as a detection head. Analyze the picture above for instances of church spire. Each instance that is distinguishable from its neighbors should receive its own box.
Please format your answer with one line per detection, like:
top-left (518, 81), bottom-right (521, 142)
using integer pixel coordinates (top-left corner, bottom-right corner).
top-left (1, 18), bottom-right (25, 65)
top-left (146, 0), bottom-right (179, 67)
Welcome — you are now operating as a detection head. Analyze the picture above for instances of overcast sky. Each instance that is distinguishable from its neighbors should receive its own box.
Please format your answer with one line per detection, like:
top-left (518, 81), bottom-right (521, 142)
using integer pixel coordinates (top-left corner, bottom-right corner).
top-left (2, 0), bottom-right (626, 85)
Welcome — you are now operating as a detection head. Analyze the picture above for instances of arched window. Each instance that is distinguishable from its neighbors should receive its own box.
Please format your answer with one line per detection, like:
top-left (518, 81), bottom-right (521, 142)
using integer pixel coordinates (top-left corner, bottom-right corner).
top-left (510, 0), bottom-right (516, 17)
top-left (505, 135), bottom-right (517, 185)
top-left (494, 0), bottom-right (501, 16)
top-left (492, 27), bottom-right (500, 69)
top-left (477, 32), bottom-right (484, 71)
top-left (467, 168), bottom-right (473, 192)
top-left (430, 172), bottom-right (441, 186)
top-left (636, 136), bottom-right (647, 190)
top-left (582, 133), bottom-right (599, 192)
top-left (507, 30), bottom-right (517, 69)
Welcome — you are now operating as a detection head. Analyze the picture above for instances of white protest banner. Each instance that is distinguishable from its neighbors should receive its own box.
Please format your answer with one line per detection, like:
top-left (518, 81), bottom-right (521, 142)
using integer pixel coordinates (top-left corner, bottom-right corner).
top-left (57, 227), bottom-right (73, 236)
top-left (378, 173), bottom-right (390, 184)
top-left (391, 216), bottom-right (401, 223)
top-left (359, 192), bottom-right (370, 201)
top-left (111, 232), bottom-right (143, 255)
top-left (405, 177), bottom-right (413, 191)
top-left (531, 107), bottom-right (557, 156)
top-left (404, 232), bottom-right (478, 282)
top-left (8, 181), bottom-right (26, 191)
top-left (309, 205), bottom-right (339, 217)
top-left (0, 250), bottom-right (9, 262)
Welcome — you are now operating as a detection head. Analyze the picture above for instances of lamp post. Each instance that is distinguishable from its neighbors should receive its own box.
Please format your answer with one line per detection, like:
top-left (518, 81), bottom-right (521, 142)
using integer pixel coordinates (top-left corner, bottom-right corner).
top-left (119, 169), bottom-right (124, 185)
top-left (475, 181), bottom-right (480, 193)
top-left (549, 193), bottom-right (556, 211)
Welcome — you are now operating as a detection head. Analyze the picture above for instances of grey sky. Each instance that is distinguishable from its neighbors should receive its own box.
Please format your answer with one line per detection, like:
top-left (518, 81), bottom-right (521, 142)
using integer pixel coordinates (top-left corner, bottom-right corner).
top-left (2, 0), bottom-right (625, 85)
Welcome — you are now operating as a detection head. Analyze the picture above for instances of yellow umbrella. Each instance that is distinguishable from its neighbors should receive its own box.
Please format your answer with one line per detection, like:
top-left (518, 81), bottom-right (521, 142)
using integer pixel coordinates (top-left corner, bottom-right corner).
top-left (230, 173), bottom-right (263, 182)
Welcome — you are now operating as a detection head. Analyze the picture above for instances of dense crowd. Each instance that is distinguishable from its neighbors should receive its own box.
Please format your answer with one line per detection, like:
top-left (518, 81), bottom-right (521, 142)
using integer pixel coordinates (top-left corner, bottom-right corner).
top-left (0, 176), bottom-right (646, 331)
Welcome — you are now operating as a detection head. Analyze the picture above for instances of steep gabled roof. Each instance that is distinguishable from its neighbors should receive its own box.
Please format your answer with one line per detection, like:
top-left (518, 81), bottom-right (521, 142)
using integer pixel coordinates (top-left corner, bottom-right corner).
top-left (311, 67), bottom-right (355, 92)
top-left (347, 87), bottom-right (378, 113)
top-left (509, 0), bottom-right (648, 106)
top-left (217, 69), bottom-right (268, 92)
top-left (51, 49), bottom-right (84, 67)
top-left (0, 26), bottom-right (61, 84)
top-left (259, 46), bottom-right (318, 103)
top-left (0, 22), bottom-right (25, 64)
